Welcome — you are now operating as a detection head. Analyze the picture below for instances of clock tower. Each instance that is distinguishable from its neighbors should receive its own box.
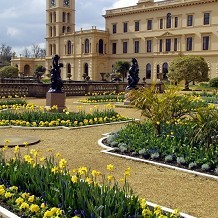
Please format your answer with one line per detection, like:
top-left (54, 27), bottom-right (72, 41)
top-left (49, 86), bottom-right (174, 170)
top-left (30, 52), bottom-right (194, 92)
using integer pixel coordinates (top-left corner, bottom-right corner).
top-left (46, 0), bottom-right (75, 57)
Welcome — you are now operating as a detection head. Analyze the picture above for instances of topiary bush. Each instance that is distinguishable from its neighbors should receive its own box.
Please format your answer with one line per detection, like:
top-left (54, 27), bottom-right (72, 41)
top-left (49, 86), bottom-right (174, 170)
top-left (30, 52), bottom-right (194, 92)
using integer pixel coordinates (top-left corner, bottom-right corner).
top-left (0, 66), bottom-right (19, 78)
top-left (209, 77), bottom-right (218, 89)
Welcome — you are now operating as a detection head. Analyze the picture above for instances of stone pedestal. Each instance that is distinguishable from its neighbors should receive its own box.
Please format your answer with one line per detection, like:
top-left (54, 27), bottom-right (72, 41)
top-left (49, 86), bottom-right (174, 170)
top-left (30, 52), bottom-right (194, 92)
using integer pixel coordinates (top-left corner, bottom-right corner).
top-left (46, 92), bottom-right (66, 112)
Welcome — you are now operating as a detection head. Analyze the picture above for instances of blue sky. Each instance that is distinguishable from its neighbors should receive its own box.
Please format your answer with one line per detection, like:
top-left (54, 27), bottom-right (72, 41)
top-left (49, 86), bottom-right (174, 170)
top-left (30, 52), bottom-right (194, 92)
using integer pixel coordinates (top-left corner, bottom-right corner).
top-left (0, 0), bottom-right (161, 54)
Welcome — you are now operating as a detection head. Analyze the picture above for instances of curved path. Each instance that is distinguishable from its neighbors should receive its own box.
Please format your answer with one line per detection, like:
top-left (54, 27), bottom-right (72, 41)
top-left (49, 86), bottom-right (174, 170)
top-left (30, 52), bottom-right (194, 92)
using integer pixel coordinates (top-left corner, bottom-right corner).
top-left (0, 97), bottom-right (217, 218)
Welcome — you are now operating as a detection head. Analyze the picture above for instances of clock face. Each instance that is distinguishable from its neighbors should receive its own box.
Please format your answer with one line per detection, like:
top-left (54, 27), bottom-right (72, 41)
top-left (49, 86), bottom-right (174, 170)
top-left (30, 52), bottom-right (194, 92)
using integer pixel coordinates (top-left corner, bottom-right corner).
top-left (64, 0), bottom-right (70, 6)
top-left (51, 0), bottom-right (55, 6)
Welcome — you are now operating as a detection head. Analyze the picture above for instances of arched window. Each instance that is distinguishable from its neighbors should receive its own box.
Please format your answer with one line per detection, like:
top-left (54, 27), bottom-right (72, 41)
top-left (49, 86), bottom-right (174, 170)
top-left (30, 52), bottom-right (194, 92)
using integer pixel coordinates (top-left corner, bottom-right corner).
top-left (53, 26), bottom-right (56, 36)
top-left (53, 44), bottom-right (56, 55)
top-left (157, 64), bottom-right (160, 79)
top-left (53, 12), bottom-right (56, 22)
top-left (50, 27), bottom-right (52, 37)
top-left (50, 13), bottom-right (52, 23)
top-left (84, 63), bottom-right (88, 76)
top-left (162, 62), bottom-right (168, 79)
top-left (67, 41), bottom-right (72, 55)
top-left (67, 13), bottom-right (70, 23)
top-left (85, 39), bottom-right (89, 53)
top-left (146, 63), bottom-right (151, 79)
top-left (166, 13), bottom-right (172, 28)
top-left (99, 39), bottom-right (104, 54)
top-left (63, 12), bottom-right (66, 22)
top-left (24, 65), bottom-right (30, 76)
top-left (50, 44), bottom-right (53, 55)
top-left (66, 63), bottom-right (71, 78)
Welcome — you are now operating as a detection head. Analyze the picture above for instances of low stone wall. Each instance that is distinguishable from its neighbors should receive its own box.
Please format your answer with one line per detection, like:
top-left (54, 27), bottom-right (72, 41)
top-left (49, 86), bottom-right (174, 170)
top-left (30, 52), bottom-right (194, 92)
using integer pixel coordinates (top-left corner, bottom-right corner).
top-left (0, 82), bottom-right (164, 98)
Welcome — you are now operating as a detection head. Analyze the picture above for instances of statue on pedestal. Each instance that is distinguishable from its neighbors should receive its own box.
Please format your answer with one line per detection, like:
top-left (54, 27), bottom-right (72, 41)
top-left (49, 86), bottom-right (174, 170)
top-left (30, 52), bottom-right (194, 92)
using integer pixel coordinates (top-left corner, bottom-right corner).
top-left (126, 58), bottom-right (140, 90)
top-left (48, 54), bottom-right (63, 93)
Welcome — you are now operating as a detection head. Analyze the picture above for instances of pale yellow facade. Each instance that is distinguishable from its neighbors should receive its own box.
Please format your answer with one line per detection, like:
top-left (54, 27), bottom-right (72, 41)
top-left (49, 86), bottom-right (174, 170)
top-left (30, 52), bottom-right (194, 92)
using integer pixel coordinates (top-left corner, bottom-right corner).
top-left (12, 0), bottom-right (218, 82)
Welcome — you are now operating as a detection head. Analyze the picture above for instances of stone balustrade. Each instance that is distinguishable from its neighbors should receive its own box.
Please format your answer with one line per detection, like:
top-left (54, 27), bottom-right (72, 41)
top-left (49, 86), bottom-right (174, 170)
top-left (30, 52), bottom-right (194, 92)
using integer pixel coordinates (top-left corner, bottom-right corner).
top-left (0, 81), bottom-right (164, 98)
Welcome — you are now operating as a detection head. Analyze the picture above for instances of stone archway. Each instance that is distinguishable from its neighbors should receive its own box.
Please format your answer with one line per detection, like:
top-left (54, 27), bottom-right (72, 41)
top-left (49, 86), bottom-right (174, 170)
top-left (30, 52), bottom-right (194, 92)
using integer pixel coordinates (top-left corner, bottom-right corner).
top-left (24, 65), bottom-right (30, 76)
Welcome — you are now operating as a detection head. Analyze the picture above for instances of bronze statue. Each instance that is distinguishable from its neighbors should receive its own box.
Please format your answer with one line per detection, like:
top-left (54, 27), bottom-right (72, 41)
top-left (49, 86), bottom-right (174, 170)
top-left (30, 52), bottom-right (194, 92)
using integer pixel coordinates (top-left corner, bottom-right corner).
top-left (126, 58), bottom-right (139, 90)
top-left (48, 54), bottom-right (63, 93)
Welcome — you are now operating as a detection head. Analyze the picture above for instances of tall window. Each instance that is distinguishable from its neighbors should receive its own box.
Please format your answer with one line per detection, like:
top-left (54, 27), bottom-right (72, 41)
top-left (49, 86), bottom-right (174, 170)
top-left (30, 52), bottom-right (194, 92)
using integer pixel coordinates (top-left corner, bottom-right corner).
top-left (186, 37), bottom-right (193, 51)
top-left (146, 64), bottom-right (151, 79)
top-left (123, 22), bottom-right (128, 33)
top-left (85, 39), bottom-right (89, 53)
top-left (123, 41), bottom-right (128, 53)
top-left (62, 12), bottom-right (66, 22)
top-left (84, 63), bottom-right (88, 77)
top-left (134, 41), bottom-right (139, 53)
top-left (203, 36), bottom-right (209, 50)
top-left (166, 13), bottom-right (172, 28)
top-left (112, 43), bottom-right (116, 54)
top-left (147, 19), bottom-right (152, 30)
top-left (187, 15), bottom-right (193, 26)
top-left (159, 39), bottom-right (163, 52)
top-left (166, 39), bottom-right (171, 51)
top-left (67, 13), bottom-right (70, 22)
top-left (157, 64), bottom-right (160, 79)
top-left (174, 38), bottom-right (178, 51)
top-left (204, 12), bottom-right (210, 25)
top-left (135, 21), bottom-right (140, 31)
top-left (67, 63), bottom-right (71, 76)
top-left (112, 24), bottom-right (117, 34)
top-left (162, 63), bottom-right (168, 79)
top-left (99, 39), bottom-right (104, 54)
top-left (67, 41), bottom-right (71, 54)
top-left (160, 18), bottom-right (163, 29)
top-left (147, 40), bottom-right (152, 53)
top-left (174, 17), bottom-right (178, 28)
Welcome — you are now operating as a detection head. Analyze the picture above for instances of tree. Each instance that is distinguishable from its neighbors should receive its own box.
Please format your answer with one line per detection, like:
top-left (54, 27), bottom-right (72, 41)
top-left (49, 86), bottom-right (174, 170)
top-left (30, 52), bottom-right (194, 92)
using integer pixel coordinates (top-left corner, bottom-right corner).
top-left (34, 65), bottom-right (46, 82)
top-left (0, 44), bottom-right (16, 65)
top-left (168, 55), bottom-right (209, 90)
top-left (114, 60), bottom-right (130, 82)
top-left (209, 77), bottom-right (218, 89)
top-left (22, 48), bottom-right (31, 58)
top-left (31, 44), bottom-right (41, 58)
top-left (0, 66), bottom-right (19, 78)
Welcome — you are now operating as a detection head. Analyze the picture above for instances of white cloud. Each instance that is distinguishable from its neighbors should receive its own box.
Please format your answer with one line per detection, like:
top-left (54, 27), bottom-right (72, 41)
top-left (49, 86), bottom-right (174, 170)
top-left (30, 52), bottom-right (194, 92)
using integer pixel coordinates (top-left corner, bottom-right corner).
top-left (112, 0), bottom-right (138, 8)
top-left (6, 27), bottom-right (21, 37)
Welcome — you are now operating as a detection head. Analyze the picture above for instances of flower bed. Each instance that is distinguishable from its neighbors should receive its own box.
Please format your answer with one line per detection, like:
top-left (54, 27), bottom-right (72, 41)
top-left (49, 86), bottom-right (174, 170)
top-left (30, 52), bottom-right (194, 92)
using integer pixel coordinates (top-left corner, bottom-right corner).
top-left (0, 97), bottom-right (27, 110)
top-left (104, 87), bottom-right (218, 176)
top-left (0, 147), bottom-right (183, 218)
top-left (79, 91), bottom-right (125, 103)
top-left (0, 104), bottom-right (129, 128)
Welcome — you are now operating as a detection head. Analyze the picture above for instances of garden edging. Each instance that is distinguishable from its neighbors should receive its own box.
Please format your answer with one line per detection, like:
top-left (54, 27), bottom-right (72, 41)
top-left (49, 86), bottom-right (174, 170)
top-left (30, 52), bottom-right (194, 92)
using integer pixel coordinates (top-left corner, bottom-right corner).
top-left (0, 205), bottom-right (19, 218)
top-left (98, 136), bottom-right (218, 181)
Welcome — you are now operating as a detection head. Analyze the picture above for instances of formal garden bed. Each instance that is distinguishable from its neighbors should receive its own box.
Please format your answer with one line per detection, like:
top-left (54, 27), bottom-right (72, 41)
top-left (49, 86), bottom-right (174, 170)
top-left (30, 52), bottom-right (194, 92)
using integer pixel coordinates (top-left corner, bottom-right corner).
top-left (0, 145), bottom-right (193, 218)
top-left (103, 86), bottom-right (218, 177)
top-left (0, 96), bottom-right (27, 110)
top-left (0, 104), bottom-right (129, 128)
top-left (78, 91), bottom-right (125, 103)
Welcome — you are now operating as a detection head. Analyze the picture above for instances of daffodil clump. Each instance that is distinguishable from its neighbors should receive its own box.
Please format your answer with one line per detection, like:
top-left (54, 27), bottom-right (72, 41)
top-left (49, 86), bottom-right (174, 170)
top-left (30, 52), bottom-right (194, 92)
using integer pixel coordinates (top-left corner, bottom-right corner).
top-left (0, 95), bottom-right (27, 111)
top-left (79, 91), bottom-right (125, 103)
top-left (0, 146), bottom-right (180, 218)
top-left (0, 104), bottom-right (129, 127)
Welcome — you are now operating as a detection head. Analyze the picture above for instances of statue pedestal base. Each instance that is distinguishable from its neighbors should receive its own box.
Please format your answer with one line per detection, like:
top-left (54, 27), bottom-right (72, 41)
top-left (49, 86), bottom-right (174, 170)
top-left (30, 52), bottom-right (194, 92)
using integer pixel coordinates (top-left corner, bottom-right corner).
top-left (46, 92), bottom-right (66, 112)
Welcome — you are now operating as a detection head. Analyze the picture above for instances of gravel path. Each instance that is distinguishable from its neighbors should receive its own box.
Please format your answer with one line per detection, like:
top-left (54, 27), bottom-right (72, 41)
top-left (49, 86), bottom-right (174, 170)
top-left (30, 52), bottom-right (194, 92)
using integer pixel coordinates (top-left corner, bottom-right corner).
top-left (0, 97), bottom-right (218, 218)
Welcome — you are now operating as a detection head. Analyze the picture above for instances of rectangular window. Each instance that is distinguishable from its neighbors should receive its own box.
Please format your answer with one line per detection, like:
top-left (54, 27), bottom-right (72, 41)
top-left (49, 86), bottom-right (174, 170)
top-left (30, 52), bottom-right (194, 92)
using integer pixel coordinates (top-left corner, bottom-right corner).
top-left (112, 42), bottom-right (116, 54)
top-left (187, 15), bottom-right (193, 26)
top-left (174, 17), bottom-right (178, 28)
top-left (134, 41), bottom-right (139, 53)
top-left (135, 21), bottom-right (140, 31)
top-left (112, 24), bottom-right (117, 34)
top-left (204, 12), bottom-right (210, 25)
top-left (159, 39), bottom-right (163, 52)
top-left (147, 40), bottom-right (152, 52)
top-left (123, 41), bottom-right (128, 53)
top-left (166, 39), bottom-right (171, 51)
top-left (160, 18), bottom-right (163, 29)
top-left (203, 36), bottom-right (209, 50)
top-left (174, 38), bottom-right (178, 51)
top-left (123, 22), bottom-right (128, 33)
top-left (186, 37), bottom-right (193, 51)
top-left (147, 19), bottom-right (152, 30)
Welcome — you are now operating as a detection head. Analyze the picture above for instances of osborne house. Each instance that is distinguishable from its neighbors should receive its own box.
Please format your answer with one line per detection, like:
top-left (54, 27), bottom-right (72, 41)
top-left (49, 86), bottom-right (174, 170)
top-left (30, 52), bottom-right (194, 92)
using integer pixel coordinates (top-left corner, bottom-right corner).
top-left (11, 0), bottom-right (218, 82)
